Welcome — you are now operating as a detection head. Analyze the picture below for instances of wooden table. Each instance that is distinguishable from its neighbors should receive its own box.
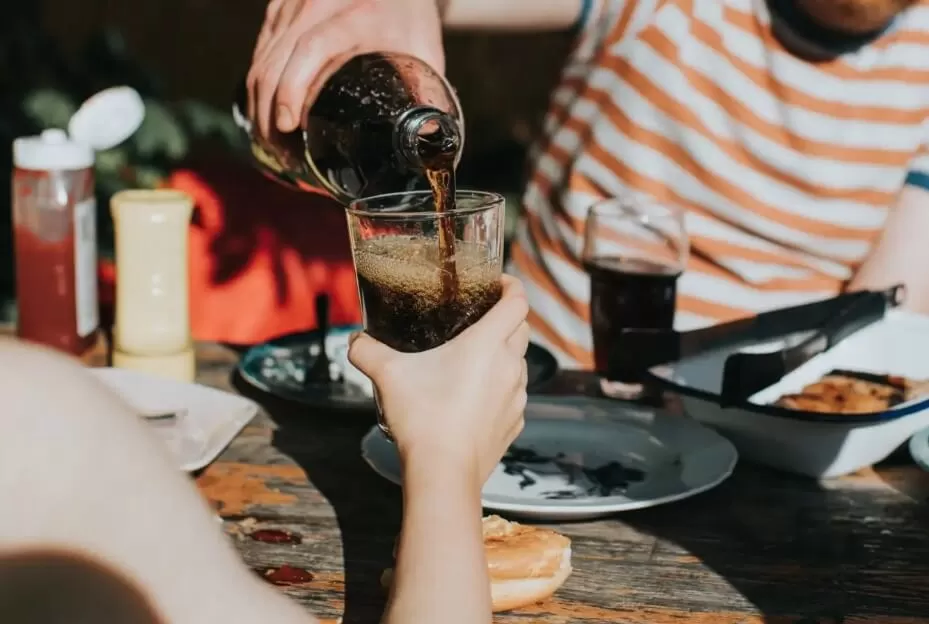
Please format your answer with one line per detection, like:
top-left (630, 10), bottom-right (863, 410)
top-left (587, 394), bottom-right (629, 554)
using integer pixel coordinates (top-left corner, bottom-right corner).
top-left (82, 338), bottom-right (929, 622)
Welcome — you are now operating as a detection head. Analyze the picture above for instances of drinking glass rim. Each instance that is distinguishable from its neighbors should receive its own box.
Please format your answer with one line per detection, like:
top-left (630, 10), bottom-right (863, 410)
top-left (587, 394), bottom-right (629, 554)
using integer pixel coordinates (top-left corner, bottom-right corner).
top-left (587, 196), bottom-right (685, 221)
top-left (583, 195), bottom-right (690, 266)
top-left (346, 189), bottom-right (504, 219)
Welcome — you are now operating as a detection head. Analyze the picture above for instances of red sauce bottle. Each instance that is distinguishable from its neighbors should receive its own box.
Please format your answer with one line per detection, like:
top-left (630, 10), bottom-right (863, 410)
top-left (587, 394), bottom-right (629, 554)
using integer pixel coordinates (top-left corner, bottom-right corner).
top-left (12, 129), bottom-right (99, 356)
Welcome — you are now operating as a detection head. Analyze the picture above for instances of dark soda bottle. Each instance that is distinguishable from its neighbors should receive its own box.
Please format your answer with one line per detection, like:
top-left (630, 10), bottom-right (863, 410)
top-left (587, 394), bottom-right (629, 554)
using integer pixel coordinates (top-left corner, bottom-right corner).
top-left (233, 52), bottom-right (464, 204)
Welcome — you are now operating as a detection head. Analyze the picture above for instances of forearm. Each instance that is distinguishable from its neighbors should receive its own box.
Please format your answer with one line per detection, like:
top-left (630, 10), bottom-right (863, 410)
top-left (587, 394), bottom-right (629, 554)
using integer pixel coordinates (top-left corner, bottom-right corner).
top-left (438, 0), bottom-right (585, 31)
top-left (0, 341), bottom-right (313, 624)
top-left (384, 455), bottom-right (490, 624)
top-left (849, 185), bottom-right (929, 314)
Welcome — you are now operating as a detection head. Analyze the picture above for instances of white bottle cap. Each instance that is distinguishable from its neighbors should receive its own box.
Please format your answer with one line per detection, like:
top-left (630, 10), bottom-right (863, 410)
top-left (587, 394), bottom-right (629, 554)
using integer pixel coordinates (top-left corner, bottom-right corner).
top-left (12, 86), bottom-right (145, 171)
top-left (69, 86), bottom-right (145, 151)
top-left (13, 128), bottom-right (95, 171)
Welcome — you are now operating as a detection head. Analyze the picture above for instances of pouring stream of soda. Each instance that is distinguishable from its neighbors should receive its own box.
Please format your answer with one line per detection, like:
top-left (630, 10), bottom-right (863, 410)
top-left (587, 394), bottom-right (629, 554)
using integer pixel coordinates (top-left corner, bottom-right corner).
top-left (419, 125), bottom-right (460, 304)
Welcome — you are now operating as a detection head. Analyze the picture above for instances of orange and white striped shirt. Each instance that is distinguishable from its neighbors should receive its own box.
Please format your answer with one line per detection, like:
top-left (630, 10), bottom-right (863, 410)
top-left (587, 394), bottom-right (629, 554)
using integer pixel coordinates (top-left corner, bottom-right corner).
top-left (508, 0), bottom-right (929, 369)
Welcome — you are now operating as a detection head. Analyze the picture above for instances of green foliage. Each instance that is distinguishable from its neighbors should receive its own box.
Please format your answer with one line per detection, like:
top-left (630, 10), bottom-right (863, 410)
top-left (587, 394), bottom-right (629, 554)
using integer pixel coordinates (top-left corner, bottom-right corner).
top-left (0, 24), bottom-right (249, 319)
top-left (21, 89), bottom-right (77, 130)
top-left (21, 90), bottom-right (245, 195)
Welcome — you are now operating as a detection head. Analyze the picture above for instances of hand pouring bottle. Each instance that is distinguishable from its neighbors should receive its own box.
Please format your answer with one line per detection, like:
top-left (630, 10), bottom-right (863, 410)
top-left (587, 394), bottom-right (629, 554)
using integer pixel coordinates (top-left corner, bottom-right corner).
top-left (233, 52), bottom-right (464, 203)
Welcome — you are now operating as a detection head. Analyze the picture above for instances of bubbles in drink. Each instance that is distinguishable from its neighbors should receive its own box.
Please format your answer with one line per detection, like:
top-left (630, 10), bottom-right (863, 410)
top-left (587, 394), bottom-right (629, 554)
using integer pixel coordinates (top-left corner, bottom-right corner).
top-left (354, 236), bottom-right (502, 352)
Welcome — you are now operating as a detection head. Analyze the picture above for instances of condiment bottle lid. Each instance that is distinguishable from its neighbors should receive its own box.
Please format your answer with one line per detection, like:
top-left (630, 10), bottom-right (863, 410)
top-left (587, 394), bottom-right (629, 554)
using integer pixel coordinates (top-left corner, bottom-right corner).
top-left (68, 86), bottom-right (145, 151)
top-left (13, 128), bottom-right (95, 171)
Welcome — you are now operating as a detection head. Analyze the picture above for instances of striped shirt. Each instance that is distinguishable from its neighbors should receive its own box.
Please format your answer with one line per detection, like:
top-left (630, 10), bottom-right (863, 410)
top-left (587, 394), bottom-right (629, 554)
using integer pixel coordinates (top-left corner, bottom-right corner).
top-left (508, 0), bottom-right (929, 369)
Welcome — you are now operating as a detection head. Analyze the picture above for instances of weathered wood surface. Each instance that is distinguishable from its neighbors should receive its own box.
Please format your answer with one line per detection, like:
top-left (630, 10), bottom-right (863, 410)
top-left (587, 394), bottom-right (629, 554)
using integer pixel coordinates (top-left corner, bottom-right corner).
top-left (10, 329), bottom-right (929, 623)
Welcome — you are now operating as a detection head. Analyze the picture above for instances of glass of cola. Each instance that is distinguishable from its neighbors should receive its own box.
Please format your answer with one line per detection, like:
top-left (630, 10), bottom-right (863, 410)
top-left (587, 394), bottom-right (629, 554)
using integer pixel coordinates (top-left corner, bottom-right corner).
top-left (345, 190), bottom-right (505, 435)
top-left (583, 196), bottom-right (689, 401)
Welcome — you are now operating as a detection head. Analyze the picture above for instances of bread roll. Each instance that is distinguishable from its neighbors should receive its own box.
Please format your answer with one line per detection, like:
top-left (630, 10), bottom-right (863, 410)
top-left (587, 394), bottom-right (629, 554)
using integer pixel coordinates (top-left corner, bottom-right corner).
top-left (381, 515), bottom-right (572, 613)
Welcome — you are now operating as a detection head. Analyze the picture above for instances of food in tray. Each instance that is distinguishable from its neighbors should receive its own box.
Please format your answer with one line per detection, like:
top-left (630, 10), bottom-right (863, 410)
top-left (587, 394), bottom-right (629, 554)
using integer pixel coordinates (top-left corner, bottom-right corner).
top-left (773, 369), bottom-right (929, 414)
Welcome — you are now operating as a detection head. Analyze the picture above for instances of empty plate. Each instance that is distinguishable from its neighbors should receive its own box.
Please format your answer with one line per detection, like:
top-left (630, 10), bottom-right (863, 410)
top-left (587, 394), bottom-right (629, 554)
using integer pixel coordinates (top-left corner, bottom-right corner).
top-left (91, 367), bottom-right (257, 472)
top-left (362, 396), bottom-right (738, 521)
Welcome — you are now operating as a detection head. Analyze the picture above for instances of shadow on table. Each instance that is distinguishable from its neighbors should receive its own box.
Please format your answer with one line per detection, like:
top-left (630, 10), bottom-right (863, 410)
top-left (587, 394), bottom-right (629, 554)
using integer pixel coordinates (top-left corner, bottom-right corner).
top-left (525, 372), bottom-right (929, 621)
top-left (875, 446), bottom-right (929, 502)
top-left (232, 372), bottom-right (401, 624)
top-left (531, 394), bottom-right (929, 622)
top-left (231, 364), bottom-right (929, 622)
top-left (611, 464), bottom-right (929, 621)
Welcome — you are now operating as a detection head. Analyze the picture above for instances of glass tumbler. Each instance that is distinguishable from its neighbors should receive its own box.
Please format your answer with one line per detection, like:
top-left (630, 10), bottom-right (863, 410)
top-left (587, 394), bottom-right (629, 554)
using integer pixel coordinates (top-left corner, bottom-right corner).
top-left (582, 197), bottom-right (688, 400)
top-left (345, 190), bottom-right (505, 434)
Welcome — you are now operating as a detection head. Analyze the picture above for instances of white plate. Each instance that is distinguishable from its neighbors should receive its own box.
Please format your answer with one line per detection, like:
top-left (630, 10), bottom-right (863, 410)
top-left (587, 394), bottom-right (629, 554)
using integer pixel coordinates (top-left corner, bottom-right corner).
top-left (91, 367), bottom-right (258, 472)
top-left (361, 396), bottom-right (738, 521)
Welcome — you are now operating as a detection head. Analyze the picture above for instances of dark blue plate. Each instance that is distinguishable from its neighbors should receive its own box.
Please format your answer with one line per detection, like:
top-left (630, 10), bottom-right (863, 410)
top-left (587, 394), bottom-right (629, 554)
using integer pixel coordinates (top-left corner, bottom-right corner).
top-left (237, 324), bottom-right (559, 411)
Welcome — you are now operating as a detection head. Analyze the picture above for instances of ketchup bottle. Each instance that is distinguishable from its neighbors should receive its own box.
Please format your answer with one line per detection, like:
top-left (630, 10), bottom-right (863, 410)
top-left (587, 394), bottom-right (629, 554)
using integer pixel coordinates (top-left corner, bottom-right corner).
top-left (11, 87), bottom-right (145, 357)
top-left (12, 129), bottom-right (99, 355)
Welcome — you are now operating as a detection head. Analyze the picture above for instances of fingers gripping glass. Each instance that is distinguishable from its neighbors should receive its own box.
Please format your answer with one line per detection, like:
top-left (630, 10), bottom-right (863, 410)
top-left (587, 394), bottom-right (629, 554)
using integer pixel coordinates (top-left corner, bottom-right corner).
top-left (345, 190), bottom-right (506, 436)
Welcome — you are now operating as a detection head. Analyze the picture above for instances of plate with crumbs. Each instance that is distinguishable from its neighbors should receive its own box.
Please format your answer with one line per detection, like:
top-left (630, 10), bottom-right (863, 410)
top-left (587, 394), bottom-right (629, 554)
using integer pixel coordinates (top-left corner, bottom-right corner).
top-left (361, 396), bottom-right (737, 521)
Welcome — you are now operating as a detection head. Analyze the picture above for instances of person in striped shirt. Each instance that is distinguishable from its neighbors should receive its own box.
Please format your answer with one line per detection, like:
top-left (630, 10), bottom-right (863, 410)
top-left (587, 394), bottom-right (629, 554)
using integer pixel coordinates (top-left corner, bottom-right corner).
top-left (508, 0), bottom-right (929, 368)
top-left (250, 0), bottom-right (929, 371)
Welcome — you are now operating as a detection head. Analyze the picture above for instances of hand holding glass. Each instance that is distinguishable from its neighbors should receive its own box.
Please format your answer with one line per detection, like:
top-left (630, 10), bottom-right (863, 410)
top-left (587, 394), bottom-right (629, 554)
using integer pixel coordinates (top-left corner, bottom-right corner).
top-left (345, 190), bottom-right (506, 433)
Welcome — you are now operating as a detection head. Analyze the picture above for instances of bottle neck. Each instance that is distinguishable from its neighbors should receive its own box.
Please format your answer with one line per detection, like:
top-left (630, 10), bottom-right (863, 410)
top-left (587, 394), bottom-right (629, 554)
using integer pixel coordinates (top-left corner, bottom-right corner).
top-left (394, 106), bottom-right (462, 171)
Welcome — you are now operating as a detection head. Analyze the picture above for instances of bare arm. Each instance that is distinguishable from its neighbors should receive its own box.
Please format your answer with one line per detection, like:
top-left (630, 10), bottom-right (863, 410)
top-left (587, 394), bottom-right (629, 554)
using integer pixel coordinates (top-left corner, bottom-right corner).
top-left (252, 0), bottom-right (603, 136)
top-left (0, 341), bottom-right (314, 624)
top-left (849, 184), bottom-right (929, 314)
top-left (438, 0), bottom-right (586, 31)
top-left (383, 457), bottom-right (490, 624)
top-left (349, 278), bottom-right (530, 624)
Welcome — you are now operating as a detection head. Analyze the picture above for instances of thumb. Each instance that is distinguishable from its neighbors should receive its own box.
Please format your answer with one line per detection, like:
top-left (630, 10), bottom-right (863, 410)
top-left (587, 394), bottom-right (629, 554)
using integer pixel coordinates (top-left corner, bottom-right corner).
top-left (458, 276), bottom-right (528, 344)
top-left (347, 332), bottom-right (397, 378)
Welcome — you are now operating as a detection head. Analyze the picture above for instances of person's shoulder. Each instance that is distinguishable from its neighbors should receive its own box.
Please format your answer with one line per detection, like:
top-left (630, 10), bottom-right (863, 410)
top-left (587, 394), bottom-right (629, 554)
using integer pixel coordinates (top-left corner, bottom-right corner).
top-left (576, 0), bottom-right (665, 56)
top-left (871, 3), bottom-right (929, 74)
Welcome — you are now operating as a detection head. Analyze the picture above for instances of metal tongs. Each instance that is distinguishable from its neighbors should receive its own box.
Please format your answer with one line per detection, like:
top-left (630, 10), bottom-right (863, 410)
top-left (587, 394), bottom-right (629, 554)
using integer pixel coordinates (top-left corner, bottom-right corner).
top-left (608, 284), bottom-right (906, 406)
